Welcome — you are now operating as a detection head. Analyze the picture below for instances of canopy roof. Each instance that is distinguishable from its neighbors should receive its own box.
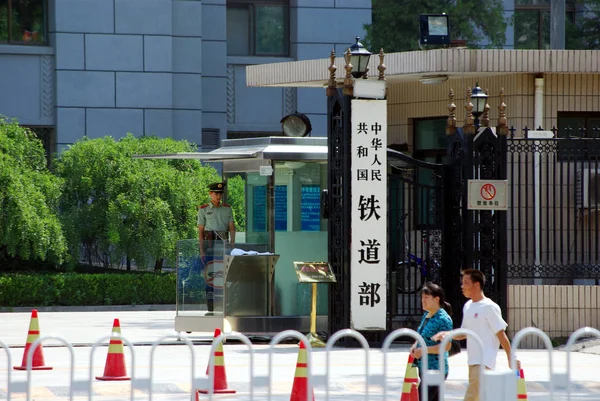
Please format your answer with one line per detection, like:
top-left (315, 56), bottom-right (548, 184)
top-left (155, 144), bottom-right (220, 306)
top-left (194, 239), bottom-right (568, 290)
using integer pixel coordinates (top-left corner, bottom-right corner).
top-left (133, 136), bottom-right (328, 162)
top-left (246, 48), bottom-right (600, 88)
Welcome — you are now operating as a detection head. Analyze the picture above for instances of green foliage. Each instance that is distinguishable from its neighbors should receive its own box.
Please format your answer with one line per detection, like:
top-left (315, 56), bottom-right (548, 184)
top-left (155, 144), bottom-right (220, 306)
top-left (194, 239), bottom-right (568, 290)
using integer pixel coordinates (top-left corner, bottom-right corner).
top-left (0, 272), bottom-right (175, 306)
top-left (0, 118), bottom-right (67, 265)
top-left (54, 134), bottom-right (220, 269)
top-left (226, 175), bottom-right (246, 231)
top-left (365, 0), bottom-right (507, 52)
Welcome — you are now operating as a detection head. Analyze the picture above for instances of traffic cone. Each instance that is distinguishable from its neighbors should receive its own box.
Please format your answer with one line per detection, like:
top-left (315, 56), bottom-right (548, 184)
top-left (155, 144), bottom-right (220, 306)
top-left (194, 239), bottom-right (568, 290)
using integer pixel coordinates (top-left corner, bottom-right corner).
top-left (517, 369), bottom-right (528, 400)
top-left (400, 355), bottom-right (419, 401)
top-left (198, 328), bottom-right (236, 394)
top-left (96, 319), bottom-right (130, 381)
top-left (410, 382), bottom-right (419, 401)
top-left (290, 341), bottom-right (314, 401)
top-left (14, 309), bottom-right (52, 370)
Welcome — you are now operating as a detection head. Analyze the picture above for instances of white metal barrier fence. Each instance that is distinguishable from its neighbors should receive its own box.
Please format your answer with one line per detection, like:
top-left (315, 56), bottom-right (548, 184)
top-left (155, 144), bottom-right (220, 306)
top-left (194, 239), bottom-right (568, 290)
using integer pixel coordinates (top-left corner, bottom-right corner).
top-left (1, 326), bottom-right (599, 401)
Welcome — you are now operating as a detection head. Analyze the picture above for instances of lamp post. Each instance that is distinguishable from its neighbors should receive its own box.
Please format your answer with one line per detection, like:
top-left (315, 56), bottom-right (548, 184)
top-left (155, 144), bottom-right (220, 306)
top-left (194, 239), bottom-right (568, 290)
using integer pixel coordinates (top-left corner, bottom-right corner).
top-left (471, 82), bottom-right (488, 128)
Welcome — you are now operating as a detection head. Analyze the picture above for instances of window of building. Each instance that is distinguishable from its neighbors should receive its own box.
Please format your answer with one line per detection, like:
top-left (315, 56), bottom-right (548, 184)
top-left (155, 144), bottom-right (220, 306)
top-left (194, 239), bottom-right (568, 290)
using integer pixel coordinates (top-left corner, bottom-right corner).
top-left (0, 0), bottom-right (48, 45)
top-left (226, 0), bottom-right (289, 57)
top-left (413, 117), bottom-right (447, 228)
top-left (202, 128), bottom-right (221, 151)
top-left (514, 0), bottom-right (576, 49)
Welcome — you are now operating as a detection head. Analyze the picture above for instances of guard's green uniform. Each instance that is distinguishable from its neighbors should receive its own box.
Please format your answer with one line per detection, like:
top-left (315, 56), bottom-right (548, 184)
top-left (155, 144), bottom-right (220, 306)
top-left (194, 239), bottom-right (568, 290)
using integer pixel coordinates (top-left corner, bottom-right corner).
top-left (198, 182), bottom-right (234, 313)
top-left (197, 203), bottom-right (233, 233)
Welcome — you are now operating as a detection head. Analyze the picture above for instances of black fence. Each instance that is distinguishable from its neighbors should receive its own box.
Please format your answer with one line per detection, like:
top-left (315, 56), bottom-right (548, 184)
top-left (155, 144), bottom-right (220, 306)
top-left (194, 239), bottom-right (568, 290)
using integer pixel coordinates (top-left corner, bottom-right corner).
top-left (387, 149), bottom-right (446, 326)
top-left (507, 126), bottom-right (600, 284)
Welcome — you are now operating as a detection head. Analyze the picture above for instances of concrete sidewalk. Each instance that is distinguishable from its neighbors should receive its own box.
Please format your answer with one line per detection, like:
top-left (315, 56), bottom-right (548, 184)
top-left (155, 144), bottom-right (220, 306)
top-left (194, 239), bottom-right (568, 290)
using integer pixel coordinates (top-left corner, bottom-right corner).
top-left (1, 309), bottom-right (599, 396)
top-left (0, 309), bottom-right (213, 347)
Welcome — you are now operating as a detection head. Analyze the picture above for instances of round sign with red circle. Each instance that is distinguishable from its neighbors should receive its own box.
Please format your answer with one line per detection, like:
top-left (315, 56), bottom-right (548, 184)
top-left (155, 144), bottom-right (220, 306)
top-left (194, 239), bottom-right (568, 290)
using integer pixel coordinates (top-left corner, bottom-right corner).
top-left (480, 183), bottom-right (496, 201)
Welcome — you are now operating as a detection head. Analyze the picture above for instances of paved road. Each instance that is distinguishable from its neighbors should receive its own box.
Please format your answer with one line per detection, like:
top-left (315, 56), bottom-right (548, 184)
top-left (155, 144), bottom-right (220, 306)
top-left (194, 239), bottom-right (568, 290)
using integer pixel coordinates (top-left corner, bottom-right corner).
top-left (0, 310), bottom-right (599, 401)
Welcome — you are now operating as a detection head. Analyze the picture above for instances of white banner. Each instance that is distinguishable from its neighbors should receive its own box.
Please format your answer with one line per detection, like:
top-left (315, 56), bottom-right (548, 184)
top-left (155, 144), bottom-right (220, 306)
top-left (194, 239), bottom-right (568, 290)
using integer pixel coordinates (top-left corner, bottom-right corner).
top-left (350, 99), bottom-right (387, 330)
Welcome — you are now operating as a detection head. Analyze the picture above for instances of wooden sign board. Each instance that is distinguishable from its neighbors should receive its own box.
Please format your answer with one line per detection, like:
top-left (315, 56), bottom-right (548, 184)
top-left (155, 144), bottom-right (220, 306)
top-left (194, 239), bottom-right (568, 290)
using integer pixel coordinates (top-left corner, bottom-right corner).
top-left (293, 262), bottom-right (337, 283)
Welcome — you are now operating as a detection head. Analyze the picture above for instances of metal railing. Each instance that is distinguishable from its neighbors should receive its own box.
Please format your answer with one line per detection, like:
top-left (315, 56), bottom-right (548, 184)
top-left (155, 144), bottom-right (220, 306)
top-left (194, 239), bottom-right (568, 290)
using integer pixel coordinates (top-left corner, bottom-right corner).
top-left (2, 326), bottom-right (599, 401)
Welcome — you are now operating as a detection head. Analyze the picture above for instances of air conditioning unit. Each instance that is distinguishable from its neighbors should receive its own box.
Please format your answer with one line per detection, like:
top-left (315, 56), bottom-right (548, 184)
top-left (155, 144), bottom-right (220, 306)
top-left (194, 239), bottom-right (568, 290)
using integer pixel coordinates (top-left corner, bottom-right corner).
top-left (575, 167), bottom-right (600, 208)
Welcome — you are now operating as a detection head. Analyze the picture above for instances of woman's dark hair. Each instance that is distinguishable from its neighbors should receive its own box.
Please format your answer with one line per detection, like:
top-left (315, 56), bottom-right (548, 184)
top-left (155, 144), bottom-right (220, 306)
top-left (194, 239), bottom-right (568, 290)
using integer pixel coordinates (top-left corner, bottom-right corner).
top-left (422, 282), bottom-right (452, 316)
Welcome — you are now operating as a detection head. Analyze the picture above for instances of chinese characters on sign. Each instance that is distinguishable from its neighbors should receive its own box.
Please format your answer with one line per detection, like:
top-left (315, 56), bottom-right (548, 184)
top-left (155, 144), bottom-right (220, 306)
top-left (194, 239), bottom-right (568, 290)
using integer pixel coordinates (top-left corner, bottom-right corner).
top-left (350, 99), bottom-right (387, 330)
top-left (467, 180), bottom-right (508, 210)
top-left (358, 282), bottom-right (381, 307)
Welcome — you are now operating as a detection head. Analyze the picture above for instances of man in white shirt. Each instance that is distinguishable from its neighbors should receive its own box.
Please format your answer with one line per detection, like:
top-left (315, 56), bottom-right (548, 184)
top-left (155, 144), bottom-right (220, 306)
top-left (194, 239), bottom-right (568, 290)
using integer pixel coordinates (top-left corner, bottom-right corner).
top-left (433, 269), bottom-right (520, 401)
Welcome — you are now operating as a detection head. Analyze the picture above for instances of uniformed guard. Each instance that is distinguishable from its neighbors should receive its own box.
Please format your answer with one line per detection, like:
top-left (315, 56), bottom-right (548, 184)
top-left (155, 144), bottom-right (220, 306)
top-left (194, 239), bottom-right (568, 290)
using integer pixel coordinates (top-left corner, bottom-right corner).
top-left (197, 182), bottom-right (235, 313)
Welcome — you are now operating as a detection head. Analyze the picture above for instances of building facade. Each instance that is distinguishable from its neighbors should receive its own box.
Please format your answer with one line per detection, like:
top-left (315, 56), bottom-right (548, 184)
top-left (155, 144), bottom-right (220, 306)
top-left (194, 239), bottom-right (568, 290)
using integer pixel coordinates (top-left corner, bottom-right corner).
top-left (502, 0), bottom-right (599, 50)
top-left (0, 0), bottom-right (371, 155)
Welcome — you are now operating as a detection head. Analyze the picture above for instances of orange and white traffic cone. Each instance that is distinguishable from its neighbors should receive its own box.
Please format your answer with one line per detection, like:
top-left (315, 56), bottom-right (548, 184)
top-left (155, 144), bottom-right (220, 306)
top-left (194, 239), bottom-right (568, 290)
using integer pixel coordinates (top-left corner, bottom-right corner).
top-left (198, 328), bottom-right (236, 394)
top-left (410, 382), bottom-right (419, 401)
top-left (14, 309), bottom-right (52, 370)
top-left (290, 341), bottom-right (314, 401)
top-left (96, 319), bottom-right (130, 381)
top-left (400, 355), bottom-right (419, 401)
top-left (517, 368), bottom-right (528, 400)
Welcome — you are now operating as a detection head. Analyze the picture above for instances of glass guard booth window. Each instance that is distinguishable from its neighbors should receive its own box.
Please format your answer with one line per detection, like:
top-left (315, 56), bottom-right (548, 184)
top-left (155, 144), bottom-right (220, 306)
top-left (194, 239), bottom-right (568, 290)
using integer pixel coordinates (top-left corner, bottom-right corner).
top-left (0, 0), bottom-right (48, 44)
top-left (225, 162), bottom-right (328, 317)
top-left (245, 172), bottom-right (270, 244)
top-left (273, 162), bottom-right (328, 317)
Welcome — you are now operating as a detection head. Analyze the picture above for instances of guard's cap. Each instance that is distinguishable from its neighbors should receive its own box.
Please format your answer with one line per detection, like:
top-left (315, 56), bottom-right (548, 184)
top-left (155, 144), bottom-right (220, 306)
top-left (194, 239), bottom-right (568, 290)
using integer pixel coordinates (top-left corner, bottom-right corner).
top-left (207, 182), bottom-right (225, 192)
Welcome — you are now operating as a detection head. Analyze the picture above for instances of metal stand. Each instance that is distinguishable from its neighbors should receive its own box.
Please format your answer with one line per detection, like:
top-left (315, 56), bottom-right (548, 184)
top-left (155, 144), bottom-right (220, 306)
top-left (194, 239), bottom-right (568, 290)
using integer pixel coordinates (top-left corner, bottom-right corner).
top-left (306, 283), bottom-right (326, 348)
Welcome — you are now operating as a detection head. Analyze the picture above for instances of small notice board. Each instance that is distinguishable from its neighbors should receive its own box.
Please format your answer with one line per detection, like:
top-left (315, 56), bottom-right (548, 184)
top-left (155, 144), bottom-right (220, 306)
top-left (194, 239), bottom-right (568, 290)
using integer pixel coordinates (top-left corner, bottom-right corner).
top-left (468, 179), bottom-right (508, 210)
top-left (293, 262), bottom-right (337, 283)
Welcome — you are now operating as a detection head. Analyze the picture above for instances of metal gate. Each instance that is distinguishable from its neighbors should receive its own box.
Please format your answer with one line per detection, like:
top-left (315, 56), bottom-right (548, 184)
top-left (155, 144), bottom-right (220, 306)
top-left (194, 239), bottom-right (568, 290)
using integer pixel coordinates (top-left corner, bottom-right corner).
top-left (327, 87), bottom-right (509, 335)
top-left (387, 149), bottom-right (448, 328)
top-left (443, 126), bottom-right (509, 326)
top-left (387, 125), bottom-right (510, 330)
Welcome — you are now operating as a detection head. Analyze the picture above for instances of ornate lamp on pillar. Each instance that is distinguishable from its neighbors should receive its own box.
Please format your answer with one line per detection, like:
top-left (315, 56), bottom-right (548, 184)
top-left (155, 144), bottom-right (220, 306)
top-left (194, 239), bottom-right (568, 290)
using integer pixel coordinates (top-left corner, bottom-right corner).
top-left (470, 82), bottom-right (489, 129)
top-left (348, 36), bottom-right (372, 79)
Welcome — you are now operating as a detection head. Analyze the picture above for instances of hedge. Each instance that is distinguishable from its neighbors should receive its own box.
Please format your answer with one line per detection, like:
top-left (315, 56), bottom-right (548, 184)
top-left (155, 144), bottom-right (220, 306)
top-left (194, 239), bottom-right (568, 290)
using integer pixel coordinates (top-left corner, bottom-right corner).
top-left (0, 272), bottom-right (176, 307)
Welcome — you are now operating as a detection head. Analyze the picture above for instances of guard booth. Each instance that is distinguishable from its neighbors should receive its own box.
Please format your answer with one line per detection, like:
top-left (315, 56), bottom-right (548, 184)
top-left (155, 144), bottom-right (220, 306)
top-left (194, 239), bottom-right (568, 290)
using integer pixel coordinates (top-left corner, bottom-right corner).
top-left (145, 137), bottom-right (330, 335)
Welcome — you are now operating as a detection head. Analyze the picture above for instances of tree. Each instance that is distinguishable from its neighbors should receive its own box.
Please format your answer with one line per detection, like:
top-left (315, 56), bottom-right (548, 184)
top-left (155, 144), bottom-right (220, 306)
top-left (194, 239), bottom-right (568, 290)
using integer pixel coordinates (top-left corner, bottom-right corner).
top-left (54, 134), bottom-right (220, 271)
top-left (0, 118), bottom-right (67, 266)
top-left (364, 0), bottom-right (508, 53)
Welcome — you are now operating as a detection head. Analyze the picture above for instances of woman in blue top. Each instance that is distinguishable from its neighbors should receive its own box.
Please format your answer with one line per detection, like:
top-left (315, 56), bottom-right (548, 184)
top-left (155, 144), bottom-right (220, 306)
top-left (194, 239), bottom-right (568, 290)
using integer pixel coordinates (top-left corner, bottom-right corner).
top-left (410, 282), bottom-right (454, 401)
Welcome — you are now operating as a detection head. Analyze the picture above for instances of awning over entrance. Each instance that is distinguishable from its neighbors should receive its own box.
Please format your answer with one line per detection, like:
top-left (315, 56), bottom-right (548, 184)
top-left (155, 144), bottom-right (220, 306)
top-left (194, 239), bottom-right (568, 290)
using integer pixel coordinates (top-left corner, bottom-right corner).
top-left (133, 136), bottom-right (327, 162)
top-left (246, 48), bottom-right (600, 88)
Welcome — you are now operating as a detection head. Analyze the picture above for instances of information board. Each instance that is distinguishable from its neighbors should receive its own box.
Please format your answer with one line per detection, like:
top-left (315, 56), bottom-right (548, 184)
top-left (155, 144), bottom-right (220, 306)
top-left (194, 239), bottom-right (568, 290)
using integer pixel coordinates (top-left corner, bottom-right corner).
top-left (252, 186), bottom-right (266, 231)
top-left (301, 185), bottom-right (321, 231)
top-left (275, 185), bottom-right (287, 231)
top-left (293, 262), bottom-right (337, 283)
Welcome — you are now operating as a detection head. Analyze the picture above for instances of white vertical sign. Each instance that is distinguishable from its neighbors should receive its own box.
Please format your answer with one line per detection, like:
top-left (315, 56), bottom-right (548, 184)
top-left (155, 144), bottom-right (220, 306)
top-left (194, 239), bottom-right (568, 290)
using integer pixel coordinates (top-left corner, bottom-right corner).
top-left (350, 99), bottom-right (387, 330)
